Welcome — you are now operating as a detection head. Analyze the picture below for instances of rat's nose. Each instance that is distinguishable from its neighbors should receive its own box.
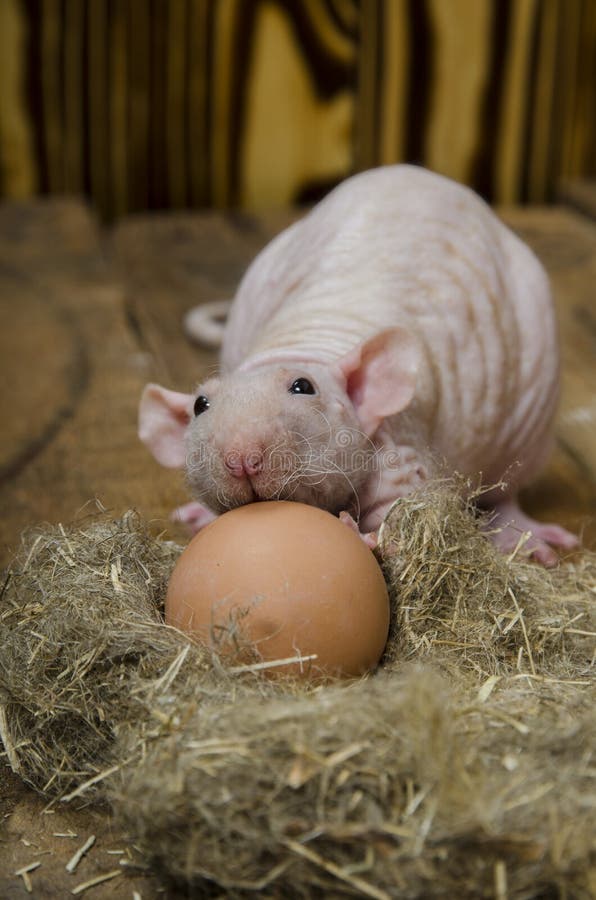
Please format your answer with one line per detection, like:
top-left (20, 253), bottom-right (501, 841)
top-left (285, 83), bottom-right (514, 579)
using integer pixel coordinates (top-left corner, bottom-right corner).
top-left (224, 449), bottom-right (264, 478)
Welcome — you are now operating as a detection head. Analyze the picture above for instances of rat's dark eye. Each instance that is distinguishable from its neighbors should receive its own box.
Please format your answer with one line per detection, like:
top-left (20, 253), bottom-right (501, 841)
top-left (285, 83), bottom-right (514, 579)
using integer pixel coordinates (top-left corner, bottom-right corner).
top-left (289, 377), bottom-right (316, 395)
top-left (194, 395), bottom-right (210, 416)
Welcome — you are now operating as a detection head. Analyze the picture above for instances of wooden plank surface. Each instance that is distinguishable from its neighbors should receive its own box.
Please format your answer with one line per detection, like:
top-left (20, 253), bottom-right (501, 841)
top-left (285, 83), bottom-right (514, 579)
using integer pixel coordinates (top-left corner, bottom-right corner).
top-left (110, 210), bottom-right (265, 388)
top-left (559, 178), bottom-right (596, 221)
top-left (499, 206), bottom-right (596, 546)
top-left (0, 200), bottom-right (166, 898)
top-left (0, 198), bottom-right (166, 563)
top-left (0, 197), bottom-right (595, 897)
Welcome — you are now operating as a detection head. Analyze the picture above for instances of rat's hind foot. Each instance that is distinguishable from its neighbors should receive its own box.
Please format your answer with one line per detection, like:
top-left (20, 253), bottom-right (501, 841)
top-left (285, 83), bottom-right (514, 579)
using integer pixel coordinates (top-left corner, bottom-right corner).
top-left (173, 501), bottom-right (217, 534)
top-left (484, 498), bottom-right (579, 567)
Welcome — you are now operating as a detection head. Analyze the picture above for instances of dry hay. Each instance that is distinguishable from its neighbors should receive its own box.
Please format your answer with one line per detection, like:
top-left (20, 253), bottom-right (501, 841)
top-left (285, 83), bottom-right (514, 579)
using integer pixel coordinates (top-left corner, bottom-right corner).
top-left (0, 486), bottom-right (595, 898)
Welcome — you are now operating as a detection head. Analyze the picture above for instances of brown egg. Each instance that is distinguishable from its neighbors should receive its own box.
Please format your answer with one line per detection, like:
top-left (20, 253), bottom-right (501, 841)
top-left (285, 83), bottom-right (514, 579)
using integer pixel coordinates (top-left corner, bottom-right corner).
top-left (165, 501), bottom-right (390, 679)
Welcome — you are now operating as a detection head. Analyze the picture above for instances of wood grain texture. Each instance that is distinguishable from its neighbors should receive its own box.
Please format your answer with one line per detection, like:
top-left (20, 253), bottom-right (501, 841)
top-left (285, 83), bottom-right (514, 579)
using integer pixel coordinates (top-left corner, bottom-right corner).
top-left (501, 206), bottom-right (596, 545)
top-left (240, 0), bottom-right (355, 208)
top-left (1, 0), bottom-right (594, 217)
top-left (559, 178), bottom-right (596, 221)
top-left (0, 199), bottom-right (172, 899)
top-left (0, 0), bottom-right (37, 197)
top-left (0, 199), bottom-right (186, 565)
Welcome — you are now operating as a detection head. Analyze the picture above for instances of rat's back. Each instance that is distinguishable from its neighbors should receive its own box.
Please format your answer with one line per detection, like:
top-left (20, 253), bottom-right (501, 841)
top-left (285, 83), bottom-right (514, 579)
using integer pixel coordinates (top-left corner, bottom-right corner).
top-left (221, 165), bottom-right (559, 487)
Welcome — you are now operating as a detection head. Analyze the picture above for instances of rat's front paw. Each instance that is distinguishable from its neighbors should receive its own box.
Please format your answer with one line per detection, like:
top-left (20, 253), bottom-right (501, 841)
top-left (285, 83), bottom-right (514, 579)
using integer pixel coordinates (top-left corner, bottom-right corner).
top-left (339, 511), bottom-right (378, 550)
top-left (172, 502), bottom-right (217, 534)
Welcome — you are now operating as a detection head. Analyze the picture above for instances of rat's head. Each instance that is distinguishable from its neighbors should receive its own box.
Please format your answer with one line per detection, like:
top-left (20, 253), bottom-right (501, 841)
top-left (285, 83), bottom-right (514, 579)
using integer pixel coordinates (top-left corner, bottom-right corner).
top-left (139, 328), bottom-right (419, 516)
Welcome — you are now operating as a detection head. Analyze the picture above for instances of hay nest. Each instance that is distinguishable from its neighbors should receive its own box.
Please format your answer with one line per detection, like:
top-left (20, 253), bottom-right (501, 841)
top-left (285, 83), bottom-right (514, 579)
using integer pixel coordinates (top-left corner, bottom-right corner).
top-left (1, 486), bottom-right (595, 898)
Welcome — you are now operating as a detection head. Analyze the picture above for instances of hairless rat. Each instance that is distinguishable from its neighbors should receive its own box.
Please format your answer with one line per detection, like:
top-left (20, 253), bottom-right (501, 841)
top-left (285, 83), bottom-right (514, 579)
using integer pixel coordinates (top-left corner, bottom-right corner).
top-left (139, 165), bottom-right (578, 565)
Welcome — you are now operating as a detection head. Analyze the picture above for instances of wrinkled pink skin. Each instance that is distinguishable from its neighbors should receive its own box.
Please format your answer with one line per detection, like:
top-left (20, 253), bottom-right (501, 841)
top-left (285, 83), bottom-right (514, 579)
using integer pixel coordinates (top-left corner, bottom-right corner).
top-left (139, 166), bottom-right (578, 566)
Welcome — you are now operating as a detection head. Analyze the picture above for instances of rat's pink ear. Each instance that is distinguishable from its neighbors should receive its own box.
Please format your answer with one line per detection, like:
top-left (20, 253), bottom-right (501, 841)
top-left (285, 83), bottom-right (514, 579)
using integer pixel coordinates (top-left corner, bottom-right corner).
top-left (337, 328), bottom-right (419, 435)
top-left (138, 384), bottom-right (194, 468)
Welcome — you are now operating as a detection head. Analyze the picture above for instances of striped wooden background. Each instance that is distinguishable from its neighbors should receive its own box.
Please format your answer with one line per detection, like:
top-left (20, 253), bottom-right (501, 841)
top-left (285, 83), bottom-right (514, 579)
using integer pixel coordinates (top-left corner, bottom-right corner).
top-left (0, 0), bottom-right (594, 219)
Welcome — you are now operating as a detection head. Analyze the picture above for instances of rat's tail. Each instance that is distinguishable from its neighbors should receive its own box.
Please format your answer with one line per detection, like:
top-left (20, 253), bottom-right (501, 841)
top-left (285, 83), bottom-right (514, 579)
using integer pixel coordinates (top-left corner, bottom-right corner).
top-left (183, 300), bottom-right (231, 348)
